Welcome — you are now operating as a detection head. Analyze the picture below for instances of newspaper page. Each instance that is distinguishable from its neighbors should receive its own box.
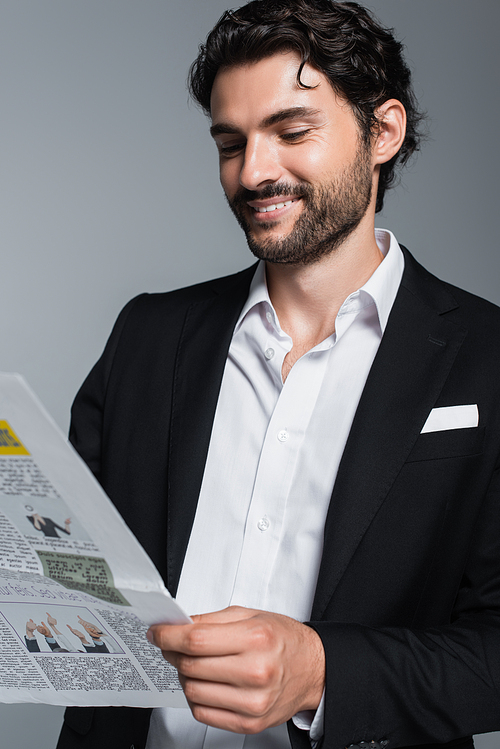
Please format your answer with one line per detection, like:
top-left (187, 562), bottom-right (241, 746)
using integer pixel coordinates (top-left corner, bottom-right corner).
top-left (0, 372), bottom-right (191, 708)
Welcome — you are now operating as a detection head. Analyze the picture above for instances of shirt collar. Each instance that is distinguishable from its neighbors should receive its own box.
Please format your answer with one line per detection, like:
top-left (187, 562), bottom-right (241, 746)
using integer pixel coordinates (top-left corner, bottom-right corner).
top-left (234, 260), bottom-right (272, 334)
top-left (362, 228), bottom-right (405, 333)
top-left (234, 228), bottom-right (404, 335)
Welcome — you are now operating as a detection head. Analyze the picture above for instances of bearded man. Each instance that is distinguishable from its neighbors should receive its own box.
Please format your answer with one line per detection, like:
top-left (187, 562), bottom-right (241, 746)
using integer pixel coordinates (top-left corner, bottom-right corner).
top-left (57, 2), bottom-right (500, 748)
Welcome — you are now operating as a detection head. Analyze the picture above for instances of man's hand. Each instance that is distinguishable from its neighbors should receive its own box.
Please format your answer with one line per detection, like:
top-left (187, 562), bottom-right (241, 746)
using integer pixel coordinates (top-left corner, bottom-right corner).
top-left (26, 619), bottom-right (37, 638)
top-left (67, 625), bottom-right (90, 645)
top-left (77, 615), bottom-right (103, 640)
top-left (36, 621), bottom-right (51, 637)
top-left (46, 611), bottom-right (62, 635)
top-left (147, 606), bottom-right (325, 735)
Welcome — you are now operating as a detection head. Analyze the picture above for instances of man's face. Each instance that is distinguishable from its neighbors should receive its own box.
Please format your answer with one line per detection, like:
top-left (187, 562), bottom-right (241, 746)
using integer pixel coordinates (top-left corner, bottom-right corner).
top-left (210, 51), bottom-right (376, 265)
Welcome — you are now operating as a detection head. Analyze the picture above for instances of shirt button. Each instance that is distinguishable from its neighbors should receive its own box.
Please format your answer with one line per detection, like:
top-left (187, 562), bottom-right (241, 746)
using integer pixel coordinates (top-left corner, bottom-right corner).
top-left (264, 348), bottom-right (275, 360)
top-left (257, 516), bottom-right (270, 532)
top-left (266, 311), bottom-right (273, 324)
top-left (277, 429), bottom-right (289, 442)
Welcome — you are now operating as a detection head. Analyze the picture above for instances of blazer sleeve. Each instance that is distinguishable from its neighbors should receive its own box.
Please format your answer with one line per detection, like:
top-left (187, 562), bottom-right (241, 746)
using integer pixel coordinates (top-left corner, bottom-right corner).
top-left (83, 641), bottom-right (109, 654)
top-left (310, 458), bottom-right (500, 749)
top-left (69, 295), bottom-right (146, 475)
top-left (24, 636), bottom-right (40, 653)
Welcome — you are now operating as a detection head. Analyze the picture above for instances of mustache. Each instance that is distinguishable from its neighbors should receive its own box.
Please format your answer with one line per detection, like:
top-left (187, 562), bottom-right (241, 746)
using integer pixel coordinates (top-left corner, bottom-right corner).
top-left (230, 182), bottom-right (310, 205)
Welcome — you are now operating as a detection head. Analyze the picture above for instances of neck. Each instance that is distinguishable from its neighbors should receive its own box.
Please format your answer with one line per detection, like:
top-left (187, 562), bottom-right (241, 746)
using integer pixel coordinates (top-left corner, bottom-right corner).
top-left (265, 221), bottom-right (383, 349)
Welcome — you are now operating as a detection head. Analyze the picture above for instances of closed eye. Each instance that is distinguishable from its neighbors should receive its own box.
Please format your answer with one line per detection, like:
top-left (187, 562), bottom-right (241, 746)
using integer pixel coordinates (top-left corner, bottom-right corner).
top-left (218, 141), bottom-right (245, 157)
top-left (281, 129), bottom-right (312, 143)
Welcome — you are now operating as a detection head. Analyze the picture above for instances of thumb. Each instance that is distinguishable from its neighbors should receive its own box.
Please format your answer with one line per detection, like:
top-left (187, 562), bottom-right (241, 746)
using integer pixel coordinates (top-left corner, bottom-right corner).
top-left (191, 605), bottom-right (258, 625)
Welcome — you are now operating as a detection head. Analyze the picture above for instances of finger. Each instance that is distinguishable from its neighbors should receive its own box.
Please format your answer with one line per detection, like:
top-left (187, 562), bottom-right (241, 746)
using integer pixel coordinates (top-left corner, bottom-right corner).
top-left (158, 650), bottom-right (251, 684)
top-left (190, 606), bottom-right (257, 625)
top-left (181, 676), bottom-right (275, 718)
top-left (149, 617), bottom-right (259, 656)
top-left (170, 651), bottom-right (276, 689)
top-left (159, 650), bottom-right (179, 668)
top-left (182, 698), bottom-right (270, 736)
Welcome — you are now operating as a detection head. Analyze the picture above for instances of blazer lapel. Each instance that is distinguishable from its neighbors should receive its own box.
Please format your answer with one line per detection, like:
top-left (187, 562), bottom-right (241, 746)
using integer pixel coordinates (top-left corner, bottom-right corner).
top-left (166, 266), bottom-right (256, 595)
top-left (311, 250), bottom-right (467, 620)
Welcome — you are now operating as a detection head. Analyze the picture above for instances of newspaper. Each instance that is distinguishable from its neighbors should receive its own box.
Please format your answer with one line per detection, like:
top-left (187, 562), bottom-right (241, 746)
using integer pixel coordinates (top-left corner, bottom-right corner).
top-left (0, 372), bottom-right (191, 708)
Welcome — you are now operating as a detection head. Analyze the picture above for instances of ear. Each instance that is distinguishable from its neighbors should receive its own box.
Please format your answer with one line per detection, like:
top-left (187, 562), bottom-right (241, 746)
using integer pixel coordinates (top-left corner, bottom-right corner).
top-left (372, 99), bottom-right (406, 165)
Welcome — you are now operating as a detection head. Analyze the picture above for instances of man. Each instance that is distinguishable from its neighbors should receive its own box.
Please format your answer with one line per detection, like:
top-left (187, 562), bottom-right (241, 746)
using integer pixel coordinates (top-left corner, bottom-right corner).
top-left (57, 1), bottom-right (500, 748)
top-left (25, 507), bottom-right (71, 539)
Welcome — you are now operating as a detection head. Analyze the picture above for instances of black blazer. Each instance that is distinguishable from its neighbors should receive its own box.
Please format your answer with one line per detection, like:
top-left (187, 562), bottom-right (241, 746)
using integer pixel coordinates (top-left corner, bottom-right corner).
top-left (58, 248), bottom-right (500, 749)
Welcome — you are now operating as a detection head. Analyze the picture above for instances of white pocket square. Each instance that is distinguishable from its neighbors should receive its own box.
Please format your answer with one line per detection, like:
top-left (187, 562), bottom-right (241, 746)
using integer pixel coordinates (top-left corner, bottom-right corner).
top-left (421, 404), bottom-right (479, 434)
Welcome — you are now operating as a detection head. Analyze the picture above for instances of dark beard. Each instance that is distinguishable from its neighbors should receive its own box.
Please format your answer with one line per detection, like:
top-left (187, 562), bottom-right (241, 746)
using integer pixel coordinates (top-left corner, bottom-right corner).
top-left (225, 142), bottom-right (373, 266)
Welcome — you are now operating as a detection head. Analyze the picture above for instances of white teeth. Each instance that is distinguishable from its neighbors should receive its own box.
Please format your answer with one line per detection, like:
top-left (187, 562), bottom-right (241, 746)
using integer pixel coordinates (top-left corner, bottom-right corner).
top-left (255, 199), bottom-right (294, 213)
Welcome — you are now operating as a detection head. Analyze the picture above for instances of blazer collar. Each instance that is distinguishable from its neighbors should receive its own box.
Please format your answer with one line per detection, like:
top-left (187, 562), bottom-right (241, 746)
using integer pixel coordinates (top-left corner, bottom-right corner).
top-left (166, 265), bottom-right (257, 595)
top-left (311, 247), bottom-right (466, 619)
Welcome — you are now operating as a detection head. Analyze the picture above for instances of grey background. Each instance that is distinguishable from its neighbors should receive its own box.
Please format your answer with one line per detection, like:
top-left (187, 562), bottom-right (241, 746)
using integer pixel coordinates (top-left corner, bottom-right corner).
top-left (1, 1), bottom-right (498, 746)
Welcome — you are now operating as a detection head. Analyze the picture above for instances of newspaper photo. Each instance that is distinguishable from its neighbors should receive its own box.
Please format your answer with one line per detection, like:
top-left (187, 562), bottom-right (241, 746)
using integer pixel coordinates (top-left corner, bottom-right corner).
top-left (0, 372), bottom-right (190, 708)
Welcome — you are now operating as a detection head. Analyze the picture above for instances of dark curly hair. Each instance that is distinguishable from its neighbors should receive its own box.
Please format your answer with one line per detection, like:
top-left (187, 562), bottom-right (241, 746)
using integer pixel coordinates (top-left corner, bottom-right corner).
top-left (189, 0), bottom-right (425, 212)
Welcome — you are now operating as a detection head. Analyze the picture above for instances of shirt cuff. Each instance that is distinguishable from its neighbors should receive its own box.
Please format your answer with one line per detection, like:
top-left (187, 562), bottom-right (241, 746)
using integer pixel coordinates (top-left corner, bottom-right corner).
top-left (291, 688), bottom-right (325, 744)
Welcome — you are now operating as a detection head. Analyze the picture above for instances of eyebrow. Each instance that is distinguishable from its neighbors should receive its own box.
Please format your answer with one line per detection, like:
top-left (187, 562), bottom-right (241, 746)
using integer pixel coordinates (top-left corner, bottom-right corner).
top-left (209, 106), bottom-right (321, 138)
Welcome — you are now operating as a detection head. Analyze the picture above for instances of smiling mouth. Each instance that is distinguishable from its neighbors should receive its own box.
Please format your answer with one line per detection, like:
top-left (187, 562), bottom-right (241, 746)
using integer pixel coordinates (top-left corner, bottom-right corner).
top-left (249, 197), bottom-right (301, 213)
top-left (252, 198), bottom-right (300, 213)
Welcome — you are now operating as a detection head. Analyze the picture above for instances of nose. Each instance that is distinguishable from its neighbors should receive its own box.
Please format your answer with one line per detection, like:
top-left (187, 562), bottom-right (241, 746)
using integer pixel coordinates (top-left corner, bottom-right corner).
top-left (239, 135), bottom-right (282, 191)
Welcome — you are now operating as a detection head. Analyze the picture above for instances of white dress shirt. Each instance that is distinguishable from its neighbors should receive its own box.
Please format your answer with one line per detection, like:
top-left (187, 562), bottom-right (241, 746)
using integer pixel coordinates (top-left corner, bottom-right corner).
top-left (146, 229), bottom-right (404, 749)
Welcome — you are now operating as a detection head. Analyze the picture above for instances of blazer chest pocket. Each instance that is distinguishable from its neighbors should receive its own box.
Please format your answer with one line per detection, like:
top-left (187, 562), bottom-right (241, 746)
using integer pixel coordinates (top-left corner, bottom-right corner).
top-left (406, 425), bottom-right (485, 463)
